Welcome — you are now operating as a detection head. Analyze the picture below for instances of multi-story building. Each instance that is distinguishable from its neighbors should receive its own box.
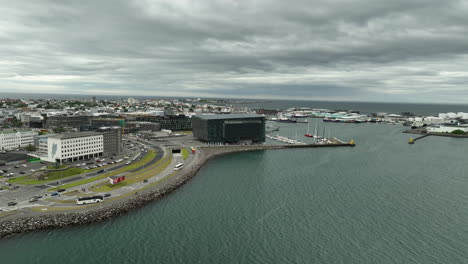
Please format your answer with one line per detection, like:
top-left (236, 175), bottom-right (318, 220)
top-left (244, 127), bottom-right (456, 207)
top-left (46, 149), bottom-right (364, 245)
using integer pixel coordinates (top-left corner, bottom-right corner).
top-left (0, 130), bottom-right (38, 150)
top-left (45, 115), bottom-right (91, 128)
top-left (39, 132), bottom-right (104, 163)
top-left (135, 115), bottom-right (192, 131)
top-left (97, 127), bottom-right (123, 155)
top-left (192, 114), bottom-right (265, 144)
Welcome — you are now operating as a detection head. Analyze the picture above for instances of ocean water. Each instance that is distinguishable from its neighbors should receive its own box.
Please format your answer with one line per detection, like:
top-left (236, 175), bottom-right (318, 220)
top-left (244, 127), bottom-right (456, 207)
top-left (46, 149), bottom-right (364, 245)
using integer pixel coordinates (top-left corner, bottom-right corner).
top-left (1, 122), bottom-right (467, 263)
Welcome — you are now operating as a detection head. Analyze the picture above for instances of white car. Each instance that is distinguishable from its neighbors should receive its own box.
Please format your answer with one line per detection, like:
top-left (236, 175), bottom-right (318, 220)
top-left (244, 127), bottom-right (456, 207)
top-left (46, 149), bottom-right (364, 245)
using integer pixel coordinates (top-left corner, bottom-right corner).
top-left (22, 164), bottom-right (27, 167)
top-left (30, 169), bottom-right (35, 172)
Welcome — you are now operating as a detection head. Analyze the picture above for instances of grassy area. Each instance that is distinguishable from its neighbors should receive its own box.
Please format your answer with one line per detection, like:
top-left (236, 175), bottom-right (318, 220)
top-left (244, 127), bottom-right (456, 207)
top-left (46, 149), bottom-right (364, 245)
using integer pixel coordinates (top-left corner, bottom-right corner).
top-left (33, 164), bottom-right (181, 212)
top-left (31, 206), bottom-right (80, 212)
top-left (91, 155), bottom-right (172, 192)
top-left (44, 198), bottom-right (76, 204)
top-left (63, 190), bottom-right (80, 196)
top-left (48, 149), bottom-right (157, 191)
top-left (177, 131), bottom-right (193, 134)
top-left (181, 148), bottom-right (189, 160)
top-left (8, 167), bottom-right (86, 185)
top-left (7, 175), bottom-right (31, 184)
top-left (46, 164), bottom-right (68, 170)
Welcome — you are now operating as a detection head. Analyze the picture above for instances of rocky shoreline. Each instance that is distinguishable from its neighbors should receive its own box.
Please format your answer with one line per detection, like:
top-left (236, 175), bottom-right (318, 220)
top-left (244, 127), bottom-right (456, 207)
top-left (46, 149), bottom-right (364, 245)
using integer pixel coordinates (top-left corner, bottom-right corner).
top-left (0, 144), bottom-right (352, 239)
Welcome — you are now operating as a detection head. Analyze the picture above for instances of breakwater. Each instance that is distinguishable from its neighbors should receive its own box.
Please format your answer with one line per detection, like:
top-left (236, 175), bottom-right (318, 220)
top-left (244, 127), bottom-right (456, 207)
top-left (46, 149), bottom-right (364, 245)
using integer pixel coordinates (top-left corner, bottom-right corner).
top-left (0, 143), bottom-right (354, 239)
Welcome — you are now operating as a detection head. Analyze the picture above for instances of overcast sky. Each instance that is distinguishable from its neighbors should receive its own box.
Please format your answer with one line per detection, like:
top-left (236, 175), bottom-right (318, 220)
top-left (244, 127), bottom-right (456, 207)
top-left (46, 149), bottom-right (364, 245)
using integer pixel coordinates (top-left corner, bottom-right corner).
top-left (1, 0), bottom-right (468, 103)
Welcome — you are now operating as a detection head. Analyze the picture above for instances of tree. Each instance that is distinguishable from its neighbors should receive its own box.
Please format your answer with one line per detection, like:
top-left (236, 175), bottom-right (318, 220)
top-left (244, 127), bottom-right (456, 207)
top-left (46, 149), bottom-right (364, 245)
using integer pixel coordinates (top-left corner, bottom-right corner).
top-left (25, 144), bottom-right (37, 152)
top-left (54, 127), bottom-right (65, 133)
top-left (451, 129), bottom-right (466, 135)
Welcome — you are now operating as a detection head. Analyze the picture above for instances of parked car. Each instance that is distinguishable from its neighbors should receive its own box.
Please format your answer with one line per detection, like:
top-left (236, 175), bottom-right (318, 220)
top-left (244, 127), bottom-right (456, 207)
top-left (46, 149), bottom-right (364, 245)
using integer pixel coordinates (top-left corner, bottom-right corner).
top-left (29, 197), bottom-right (39, 203)
top-left (51, 192), bottom-right (59, 196)
top-left (21, 164), bottom-right (27, 167)
top-left (20, 171), bottom-right (26, 174)
top-left (103, 193), bottom-right (111, 197)
top-left (34, 195), bottom-right (43, 199)
top-left (97, 169), bottom-right (105, 173)
top-left (57, 188), bottom-right (66, 192)
top-left (8, 202), bottom-right (17, 206)
top-left (14, 165), bottom-right (20, 168)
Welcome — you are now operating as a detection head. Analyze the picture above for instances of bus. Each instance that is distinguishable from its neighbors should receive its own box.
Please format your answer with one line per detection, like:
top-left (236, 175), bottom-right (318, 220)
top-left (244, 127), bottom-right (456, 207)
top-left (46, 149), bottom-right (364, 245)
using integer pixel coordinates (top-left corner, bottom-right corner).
top-left (76, 195), bottom-right (104, 205)
top-left (174, 163), bottom-right (184, 171)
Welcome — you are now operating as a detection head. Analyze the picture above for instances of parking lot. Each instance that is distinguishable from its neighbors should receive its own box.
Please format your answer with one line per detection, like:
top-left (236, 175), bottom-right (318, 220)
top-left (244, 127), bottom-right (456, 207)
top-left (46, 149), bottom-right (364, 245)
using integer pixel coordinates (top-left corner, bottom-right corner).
top-left (0, 138), bottom-right (149, 211)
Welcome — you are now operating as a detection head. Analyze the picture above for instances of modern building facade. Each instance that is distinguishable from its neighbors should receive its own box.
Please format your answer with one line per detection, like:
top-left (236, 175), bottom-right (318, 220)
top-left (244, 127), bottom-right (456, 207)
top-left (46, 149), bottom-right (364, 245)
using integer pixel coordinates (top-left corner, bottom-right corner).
top-left (192, 114), bottom-right (265, 144)
top-left (0, 130), bottom-right (38, 150)
top-left (39, 132), bottom-right (104, 163)
top-left (45, 115), bottom-right (91, 128)
top-left (135, 115), bottom-right (192, 131)
top-left (97, 127), bottom-right (123, 155)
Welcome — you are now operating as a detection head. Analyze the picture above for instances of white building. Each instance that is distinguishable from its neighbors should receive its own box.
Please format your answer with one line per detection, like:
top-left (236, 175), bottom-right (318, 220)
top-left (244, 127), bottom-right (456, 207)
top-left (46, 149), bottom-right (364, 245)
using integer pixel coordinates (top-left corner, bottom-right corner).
top-left (427, 125), bottom-right (468, 133)
top-left (0, 130), bottom-right (38, 150)
top-left (39, 132), bottom-right (104, 163)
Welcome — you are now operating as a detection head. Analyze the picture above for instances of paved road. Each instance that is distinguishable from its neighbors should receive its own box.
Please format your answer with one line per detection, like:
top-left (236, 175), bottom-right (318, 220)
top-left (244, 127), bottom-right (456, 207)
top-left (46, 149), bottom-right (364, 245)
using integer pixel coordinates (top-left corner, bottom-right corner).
top-left (0, 139), bottom-right (159, 212)
top-left (0, 135), bottom-right (199, 217)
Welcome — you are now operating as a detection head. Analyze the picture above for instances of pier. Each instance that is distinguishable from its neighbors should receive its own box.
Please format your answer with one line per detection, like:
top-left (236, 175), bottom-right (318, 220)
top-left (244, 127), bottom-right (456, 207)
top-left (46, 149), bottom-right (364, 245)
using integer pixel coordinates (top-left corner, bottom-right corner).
top-left (409, 134), bottom-right (430, 144)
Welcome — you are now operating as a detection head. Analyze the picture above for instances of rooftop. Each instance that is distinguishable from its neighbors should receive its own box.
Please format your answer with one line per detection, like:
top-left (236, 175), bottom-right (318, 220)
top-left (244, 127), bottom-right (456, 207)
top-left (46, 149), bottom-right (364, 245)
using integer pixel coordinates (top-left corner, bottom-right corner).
top-left (194, 114), bottom-right (263, 120)
top-left (0, 130), bottom-right (36, 134)
top-left (50, 131), bottom-right (103, 139)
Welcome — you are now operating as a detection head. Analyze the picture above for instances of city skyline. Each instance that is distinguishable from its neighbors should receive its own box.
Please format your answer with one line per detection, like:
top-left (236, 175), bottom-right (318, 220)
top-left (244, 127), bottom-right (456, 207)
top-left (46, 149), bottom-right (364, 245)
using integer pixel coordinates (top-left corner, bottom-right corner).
top-left (1, 0), bottom-right (468, 103)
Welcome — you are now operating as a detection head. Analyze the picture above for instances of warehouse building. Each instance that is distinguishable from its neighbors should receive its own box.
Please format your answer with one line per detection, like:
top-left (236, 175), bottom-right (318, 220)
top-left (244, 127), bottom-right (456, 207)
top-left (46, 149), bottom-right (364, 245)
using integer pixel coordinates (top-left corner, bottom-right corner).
top-left (38, 132), bottom-right (104, 163)
top-left (0, 130), bottom-right (38, 150)
top-left (192, 114), bottom-right (265, 144)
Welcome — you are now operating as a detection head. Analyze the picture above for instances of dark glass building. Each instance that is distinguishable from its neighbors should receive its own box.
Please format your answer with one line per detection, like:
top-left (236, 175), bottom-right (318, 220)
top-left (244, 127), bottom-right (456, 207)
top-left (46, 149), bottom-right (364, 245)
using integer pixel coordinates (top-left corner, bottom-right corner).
top-left (192, 114), bottom-right (265, 144)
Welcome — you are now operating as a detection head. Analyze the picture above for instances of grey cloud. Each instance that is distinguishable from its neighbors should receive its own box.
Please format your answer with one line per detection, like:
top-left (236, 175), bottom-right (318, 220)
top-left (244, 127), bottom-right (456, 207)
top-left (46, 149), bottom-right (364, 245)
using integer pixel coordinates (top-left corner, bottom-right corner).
top-left (0, 0), bottom-right (468, 102)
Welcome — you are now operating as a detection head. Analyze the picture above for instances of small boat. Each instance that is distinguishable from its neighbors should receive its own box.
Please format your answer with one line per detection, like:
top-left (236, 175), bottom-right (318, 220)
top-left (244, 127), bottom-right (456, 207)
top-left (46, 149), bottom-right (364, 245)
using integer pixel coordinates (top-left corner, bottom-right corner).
top-left (273, 115), bottom-right (297, 123)
top-left (304, 122), bottom-right (314, 137)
